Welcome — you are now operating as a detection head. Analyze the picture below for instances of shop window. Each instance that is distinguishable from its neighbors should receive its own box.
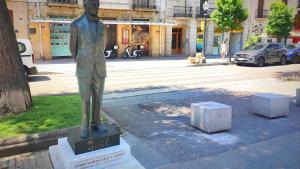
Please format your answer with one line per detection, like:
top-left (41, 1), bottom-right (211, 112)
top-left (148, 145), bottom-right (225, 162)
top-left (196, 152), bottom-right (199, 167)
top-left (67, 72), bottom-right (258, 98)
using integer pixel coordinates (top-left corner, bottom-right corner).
top-left (30, 28), bottom-right (36, 34)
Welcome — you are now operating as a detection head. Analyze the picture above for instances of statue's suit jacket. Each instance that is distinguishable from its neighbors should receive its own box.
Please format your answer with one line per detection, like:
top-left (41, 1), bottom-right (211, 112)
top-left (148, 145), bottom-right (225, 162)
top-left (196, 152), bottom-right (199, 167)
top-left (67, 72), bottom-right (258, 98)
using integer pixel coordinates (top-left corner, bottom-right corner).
top-left (69, 15), bottom-right (106, 78)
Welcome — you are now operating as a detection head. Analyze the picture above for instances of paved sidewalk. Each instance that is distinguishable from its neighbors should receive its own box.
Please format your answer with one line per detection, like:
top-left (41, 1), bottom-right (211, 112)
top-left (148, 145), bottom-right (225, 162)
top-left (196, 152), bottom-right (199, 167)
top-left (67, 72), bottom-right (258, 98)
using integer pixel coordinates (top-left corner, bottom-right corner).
top-left (102, 88), bottom-right (300, 169)
top-left (0, 150), bottom-right (52, 169)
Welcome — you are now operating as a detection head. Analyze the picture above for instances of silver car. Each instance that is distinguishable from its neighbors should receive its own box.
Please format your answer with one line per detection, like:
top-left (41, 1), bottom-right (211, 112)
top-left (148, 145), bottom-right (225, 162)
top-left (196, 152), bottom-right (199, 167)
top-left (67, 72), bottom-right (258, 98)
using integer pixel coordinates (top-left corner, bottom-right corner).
top-left (235, 43), bottom-right (288, 67)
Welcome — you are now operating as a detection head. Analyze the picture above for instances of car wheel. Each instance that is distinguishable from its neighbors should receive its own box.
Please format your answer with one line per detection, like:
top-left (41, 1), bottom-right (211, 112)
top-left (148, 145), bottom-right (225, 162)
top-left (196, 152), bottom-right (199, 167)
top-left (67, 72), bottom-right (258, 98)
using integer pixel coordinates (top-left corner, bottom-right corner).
top-left (24, 67), bottom-right (29, 81)
top-left (257, 57), bottom-right (265, 67)
top-left (292, 56), bottom-right (299, 64)
top-left (280, 56), bottom-right (287, 65)
top-left (236, 63), bottom-right (242, 66)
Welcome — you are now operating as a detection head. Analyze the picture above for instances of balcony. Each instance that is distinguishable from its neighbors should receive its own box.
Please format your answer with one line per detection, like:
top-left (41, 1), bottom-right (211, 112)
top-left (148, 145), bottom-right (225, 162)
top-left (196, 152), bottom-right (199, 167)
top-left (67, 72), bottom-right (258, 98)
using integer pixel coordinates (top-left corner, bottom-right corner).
top-left (196, 7), bottom-right (211, 18)
top-left (132, 0), bottom-right (157, 11)
top-left (100, 0), bottom-right (130, 10)
top-left (174, 6), bottom-right (193, 18)
top-left (47, 0), bottom-right (77, 4)
top-left (256, 9), bottom-right (268, 18)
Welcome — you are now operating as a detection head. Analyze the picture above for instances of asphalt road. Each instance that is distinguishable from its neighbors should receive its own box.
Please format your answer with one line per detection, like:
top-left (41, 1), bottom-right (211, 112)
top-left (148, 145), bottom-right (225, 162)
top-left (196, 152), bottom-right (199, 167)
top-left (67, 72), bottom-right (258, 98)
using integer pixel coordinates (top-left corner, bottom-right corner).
top-left (30, 58), bottom-right (299, 96)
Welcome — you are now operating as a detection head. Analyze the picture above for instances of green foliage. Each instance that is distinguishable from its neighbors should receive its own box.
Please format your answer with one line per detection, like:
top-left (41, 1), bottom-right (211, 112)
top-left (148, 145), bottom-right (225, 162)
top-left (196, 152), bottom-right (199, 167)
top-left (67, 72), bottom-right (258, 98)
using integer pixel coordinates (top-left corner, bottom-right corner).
top-left (0, 95), bottom-right (106, 139)
top-left (245, 35), bottom-right (261, 48)
top-left (266, 0), bottom-right (294, 38)
top-left (211, 0), bottom-right (248, 33)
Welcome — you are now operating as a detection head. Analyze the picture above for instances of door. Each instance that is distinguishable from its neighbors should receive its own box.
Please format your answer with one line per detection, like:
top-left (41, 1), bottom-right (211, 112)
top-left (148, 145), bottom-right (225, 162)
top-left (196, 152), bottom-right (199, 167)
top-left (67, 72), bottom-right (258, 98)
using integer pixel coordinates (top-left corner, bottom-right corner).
top-left (273, 44), bottom-right (284, 62)
top-left (213, 36), bottom-right (220, 55)
top-left (172, 28), bottom-right (183, 54)
top-left (265, 44), bottom-right (276, 63)
top-left (229, 32), bottom-right (241, 56)
top-left (105, 24), bottom-right (117, 50)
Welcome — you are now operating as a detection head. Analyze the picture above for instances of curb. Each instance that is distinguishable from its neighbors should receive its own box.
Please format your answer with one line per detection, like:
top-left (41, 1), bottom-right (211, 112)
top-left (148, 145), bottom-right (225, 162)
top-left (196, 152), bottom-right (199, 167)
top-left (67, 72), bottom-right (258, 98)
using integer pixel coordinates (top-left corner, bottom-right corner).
top-left (186, 61), bottom-right (234, 67)
top-left (0, 112), bottom-right (120, 158)
top-left (187, 62), bottom-right (233, 67)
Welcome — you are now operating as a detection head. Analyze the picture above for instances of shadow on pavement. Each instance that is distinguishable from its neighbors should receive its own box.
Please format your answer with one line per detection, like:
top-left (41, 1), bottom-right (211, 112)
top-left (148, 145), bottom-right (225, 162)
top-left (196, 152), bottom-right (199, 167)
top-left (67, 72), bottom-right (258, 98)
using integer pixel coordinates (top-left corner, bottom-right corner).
top-left (273, 71), bottom-right (300, 81)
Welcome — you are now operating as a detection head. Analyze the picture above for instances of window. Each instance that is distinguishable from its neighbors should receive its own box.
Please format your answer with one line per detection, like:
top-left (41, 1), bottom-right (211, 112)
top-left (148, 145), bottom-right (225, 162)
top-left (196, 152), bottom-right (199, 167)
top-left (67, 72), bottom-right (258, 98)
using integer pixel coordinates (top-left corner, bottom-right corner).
top-left (266, 44), bottom-right (273, 49)
top-left (30, 28), bottom-right (36, 34)
top-left (282, 0), bottom-right (288, 4)
top-left (278, 44), bottom-right (284, 49)
top-left (257, 0), bottom-right (264, 18)
top-left (17, 42), bottom-right (26, 54)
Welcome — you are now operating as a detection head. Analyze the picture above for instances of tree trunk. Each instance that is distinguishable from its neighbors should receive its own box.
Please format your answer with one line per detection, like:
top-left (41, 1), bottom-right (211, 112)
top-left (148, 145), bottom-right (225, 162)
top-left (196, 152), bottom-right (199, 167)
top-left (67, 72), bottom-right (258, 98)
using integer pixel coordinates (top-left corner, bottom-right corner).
top-left (0, 0), bottom-right (32, 115)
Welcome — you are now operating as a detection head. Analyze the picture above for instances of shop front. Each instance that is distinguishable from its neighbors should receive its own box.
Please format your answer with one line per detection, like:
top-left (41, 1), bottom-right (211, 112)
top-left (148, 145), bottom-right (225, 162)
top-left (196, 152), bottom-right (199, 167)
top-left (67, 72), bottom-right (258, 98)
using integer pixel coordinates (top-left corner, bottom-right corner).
top-left (49, 22), bottom-right (71, 58)
top-left (197, 22), bottom-right (221, 56)
top-left (119, 24), bottom-right (150, 56)
top-left (31, 18), bottom-right (174, 59)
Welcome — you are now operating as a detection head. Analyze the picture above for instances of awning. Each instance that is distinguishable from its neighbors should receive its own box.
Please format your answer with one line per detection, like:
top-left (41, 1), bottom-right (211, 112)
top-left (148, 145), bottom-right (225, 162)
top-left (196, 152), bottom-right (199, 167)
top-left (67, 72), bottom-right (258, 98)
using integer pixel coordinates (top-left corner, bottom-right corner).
top-left (290, 30), bottom-right (300, 37)
top-left (30, 18), bottom-right (176, 26)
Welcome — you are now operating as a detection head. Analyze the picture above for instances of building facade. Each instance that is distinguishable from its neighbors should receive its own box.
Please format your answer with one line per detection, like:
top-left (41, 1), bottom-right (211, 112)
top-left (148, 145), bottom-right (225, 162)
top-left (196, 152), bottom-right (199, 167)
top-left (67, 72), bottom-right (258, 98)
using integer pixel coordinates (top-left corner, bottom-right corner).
top-left (7, 0), bottom-right (171, 59)
top-left (246, 0), bottom-right (300, 44)
top-left (6, 0), bottom-right (300, 60)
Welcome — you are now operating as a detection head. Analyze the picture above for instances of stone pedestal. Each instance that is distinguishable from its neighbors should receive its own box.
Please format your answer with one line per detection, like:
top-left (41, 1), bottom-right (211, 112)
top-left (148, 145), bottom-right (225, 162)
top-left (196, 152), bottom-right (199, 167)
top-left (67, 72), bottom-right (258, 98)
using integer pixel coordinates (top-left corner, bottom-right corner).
top-left (67, 126), bottom-right (120, 155)
top-left (296, 89), bottom-right (300, 106)
top-left (49, 124), bottom-right (144, 169)
top-left (252, 93), bottom-right (289, 118)
top-left (191, 101), bottom-right (232, 133)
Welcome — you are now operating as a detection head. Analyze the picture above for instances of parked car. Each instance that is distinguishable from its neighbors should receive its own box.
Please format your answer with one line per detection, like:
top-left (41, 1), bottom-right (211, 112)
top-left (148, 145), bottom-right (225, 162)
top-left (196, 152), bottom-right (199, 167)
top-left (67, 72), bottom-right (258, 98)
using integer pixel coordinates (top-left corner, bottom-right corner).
top-left (234, 43), bottom-right (288, 67)
top-left (17, 39), bottom-right (37, 80)
top-left (286, 44), bottom-right (300, 64)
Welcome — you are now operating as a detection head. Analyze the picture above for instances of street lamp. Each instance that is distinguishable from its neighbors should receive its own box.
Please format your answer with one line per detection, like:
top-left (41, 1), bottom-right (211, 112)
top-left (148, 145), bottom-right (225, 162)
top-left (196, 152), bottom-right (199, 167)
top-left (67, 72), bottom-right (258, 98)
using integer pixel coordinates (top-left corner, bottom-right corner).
top-left (202, 1), bottom-right (209, 56)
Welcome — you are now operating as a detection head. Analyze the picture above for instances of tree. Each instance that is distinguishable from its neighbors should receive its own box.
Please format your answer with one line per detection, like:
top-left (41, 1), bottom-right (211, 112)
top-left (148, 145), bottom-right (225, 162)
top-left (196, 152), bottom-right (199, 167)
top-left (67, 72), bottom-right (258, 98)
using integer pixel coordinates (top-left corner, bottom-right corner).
top-left (0, 0), bottom-right (32, 115)
top-left (211, 0), bottom-right (248, 59)
top-left (244, 35), bottom-right (261, 48)
top-left (265, 0), bottom-right (294, 44)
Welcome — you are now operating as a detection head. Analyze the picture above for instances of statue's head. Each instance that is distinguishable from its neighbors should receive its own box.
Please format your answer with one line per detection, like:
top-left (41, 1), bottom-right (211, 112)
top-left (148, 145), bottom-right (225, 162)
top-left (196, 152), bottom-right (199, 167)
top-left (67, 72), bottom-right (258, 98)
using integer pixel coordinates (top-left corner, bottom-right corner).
top-left (84, 0), bottom-right (99, 17)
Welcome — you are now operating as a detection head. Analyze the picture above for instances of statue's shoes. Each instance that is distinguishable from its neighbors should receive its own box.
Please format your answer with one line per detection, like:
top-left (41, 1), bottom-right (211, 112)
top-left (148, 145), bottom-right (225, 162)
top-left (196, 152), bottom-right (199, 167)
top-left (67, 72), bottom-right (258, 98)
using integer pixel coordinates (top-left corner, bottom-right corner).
top-left (91, 123), bottom-right (108, 133)
top-left (80, 128), bottom-right (89, 138)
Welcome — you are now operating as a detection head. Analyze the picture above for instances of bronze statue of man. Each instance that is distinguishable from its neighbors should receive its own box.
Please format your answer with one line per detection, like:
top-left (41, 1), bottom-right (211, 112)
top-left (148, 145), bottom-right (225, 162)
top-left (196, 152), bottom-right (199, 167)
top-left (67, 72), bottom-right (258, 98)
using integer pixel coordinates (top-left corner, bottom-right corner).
top-left (69, 0), bottom-right (107, 138)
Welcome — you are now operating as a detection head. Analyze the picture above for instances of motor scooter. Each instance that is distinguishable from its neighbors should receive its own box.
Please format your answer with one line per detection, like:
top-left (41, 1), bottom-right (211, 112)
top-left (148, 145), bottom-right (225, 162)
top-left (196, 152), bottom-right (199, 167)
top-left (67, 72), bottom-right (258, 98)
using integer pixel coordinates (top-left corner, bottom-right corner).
top-left (122, 45), bottom-right (144, 59)
top-left (104, 45), bottom-right (118, 59)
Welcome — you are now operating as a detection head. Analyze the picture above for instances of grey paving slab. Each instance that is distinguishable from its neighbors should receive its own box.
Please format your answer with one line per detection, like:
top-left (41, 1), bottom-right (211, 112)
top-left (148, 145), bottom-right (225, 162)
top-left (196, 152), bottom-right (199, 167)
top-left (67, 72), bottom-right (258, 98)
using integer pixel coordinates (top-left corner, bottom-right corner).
top-left (158, 132), bottom-right (300, 169)
top-left (103, 88), bottom-right (300, 168)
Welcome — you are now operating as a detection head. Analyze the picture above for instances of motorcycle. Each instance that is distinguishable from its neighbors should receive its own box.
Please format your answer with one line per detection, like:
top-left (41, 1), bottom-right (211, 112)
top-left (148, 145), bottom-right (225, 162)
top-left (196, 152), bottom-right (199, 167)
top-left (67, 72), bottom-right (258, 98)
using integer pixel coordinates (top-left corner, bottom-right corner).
top-left (104, 45), bottom-right (118, 59)
top-left (122, 45), bottom-right (144, 59)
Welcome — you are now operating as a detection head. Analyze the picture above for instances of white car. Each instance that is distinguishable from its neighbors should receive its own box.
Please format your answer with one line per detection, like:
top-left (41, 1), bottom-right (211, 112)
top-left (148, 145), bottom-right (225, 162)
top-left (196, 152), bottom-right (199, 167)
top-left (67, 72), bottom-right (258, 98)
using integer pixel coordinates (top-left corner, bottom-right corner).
top-left (17, 39), bottom-right (37, 79)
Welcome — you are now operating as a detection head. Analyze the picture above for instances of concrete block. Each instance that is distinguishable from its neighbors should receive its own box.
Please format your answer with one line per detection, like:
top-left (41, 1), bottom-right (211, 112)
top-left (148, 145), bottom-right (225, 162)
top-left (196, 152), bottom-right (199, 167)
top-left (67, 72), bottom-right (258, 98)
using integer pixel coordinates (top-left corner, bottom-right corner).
top-left (297, 89), bottom-right (300, 106)
top-left (252, 93), bottom-right (289, 118)
top-left (191, 101), bottom-right (232, 133)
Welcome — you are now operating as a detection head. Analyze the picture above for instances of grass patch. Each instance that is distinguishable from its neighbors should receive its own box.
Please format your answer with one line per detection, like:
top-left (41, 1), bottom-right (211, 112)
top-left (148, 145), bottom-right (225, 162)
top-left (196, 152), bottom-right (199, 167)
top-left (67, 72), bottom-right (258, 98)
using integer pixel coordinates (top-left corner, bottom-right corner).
top-left (0, 94), bottom-right (106, 139)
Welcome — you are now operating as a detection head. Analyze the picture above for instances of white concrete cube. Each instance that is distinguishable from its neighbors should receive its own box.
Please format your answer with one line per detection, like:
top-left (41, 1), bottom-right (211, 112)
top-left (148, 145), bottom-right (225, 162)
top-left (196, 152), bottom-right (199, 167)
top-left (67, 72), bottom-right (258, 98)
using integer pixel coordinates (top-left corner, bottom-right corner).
top-left (252, 93), bottom-right (289, 118)
top-left (296, 89), bottom-right (300, 106)
top-left (191, 101), bottom-right (232, 133)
